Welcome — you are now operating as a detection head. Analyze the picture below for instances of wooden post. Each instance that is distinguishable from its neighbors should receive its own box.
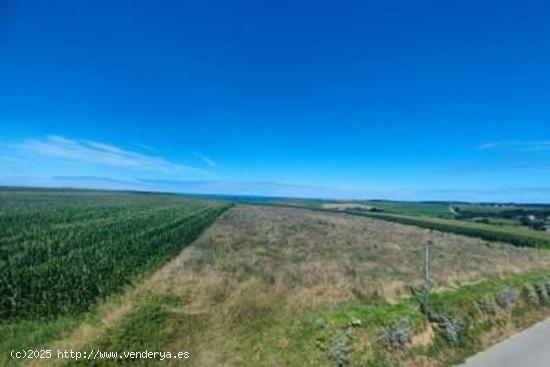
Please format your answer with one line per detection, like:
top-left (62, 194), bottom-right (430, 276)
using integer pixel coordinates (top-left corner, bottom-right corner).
top-left (423, 241), bottom-right (432, 307)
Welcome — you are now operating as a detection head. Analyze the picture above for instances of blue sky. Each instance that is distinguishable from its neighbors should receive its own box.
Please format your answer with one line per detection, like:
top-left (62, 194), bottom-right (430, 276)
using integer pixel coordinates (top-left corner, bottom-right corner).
top-left (1, 0), bottom-right (550, 202)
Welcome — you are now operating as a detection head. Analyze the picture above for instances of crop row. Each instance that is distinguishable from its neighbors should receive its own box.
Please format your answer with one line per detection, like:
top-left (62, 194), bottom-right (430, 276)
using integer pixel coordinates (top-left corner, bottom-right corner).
top-left (0, 191), bottom-right (231, 321)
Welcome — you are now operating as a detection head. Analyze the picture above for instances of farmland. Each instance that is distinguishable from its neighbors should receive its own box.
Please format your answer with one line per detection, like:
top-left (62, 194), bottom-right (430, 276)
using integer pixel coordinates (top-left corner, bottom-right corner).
top-left (341, 211), bottom-right (550, 249)
top-left (24, 204), bottom-right (550, 367)
top-left (2, 191), bottom-right (550, 366)
top-left (266, 199), bottom-right (458, 218)
top-left (0, 189), bottom-right (231, 321)
top-left (259, 199), bottom-right (550, 249)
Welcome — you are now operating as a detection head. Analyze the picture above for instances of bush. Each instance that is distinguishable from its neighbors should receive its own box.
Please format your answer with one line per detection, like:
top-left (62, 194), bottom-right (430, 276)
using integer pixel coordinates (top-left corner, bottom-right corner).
top-left (535, 282), bottom-right (550, 303)
top-left (522, 284), bottom-right (540, 304)
top-left (381, 321), bottom-right (412, 349)
top-left (495, 287), bottom-right (519, 309)
top-left (439, 315), bottom-right (464, 344)
top-left (328, 327), bottom-right (353, 367)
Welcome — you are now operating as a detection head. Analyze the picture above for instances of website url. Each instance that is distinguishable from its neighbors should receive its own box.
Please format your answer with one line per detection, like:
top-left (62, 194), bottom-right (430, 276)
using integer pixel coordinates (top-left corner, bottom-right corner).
top-left (11, 349), bottom-right (190, 361)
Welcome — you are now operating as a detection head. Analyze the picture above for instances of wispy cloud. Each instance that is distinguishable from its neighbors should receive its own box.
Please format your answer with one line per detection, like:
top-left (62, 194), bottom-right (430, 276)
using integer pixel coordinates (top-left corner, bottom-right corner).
top-left (445, 161), bottom-right (550, 174)
top-left (10, 135), bottom-right (207, 174)
top-left (0, 175), bottom-right (142, 191)
top-left (478, 142), bottom-right (501, 150)
top-left (53, 175), bottom-right (138, 186)
top-left (466, 140), bottom-right (550, 174)
top-left (133, 142), bottom-right (156, 151)
top-left (192, 151), bottom-right (217, 167)
top-left (478, 141), bottom-right (550, 151)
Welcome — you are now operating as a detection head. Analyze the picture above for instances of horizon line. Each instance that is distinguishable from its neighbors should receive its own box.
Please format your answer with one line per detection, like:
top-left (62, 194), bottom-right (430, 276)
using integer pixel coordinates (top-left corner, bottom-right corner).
top-left (2, 184), bottom-right (550, 206)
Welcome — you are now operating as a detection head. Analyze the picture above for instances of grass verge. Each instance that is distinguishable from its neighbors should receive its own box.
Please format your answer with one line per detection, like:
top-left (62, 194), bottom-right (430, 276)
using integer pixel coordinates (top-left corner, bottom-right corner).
top-left (56, 270), bottom-right (550, 366)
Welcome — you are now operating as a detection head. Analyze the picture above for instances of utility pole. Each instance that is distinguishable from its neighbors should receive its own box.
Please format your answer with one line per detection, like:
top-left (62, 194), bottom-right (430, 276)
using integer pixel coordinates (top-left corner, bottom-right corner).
top-left (423, 240), bottom-right (432, 307)
top-left (409, 240), bottom-right (434, 316)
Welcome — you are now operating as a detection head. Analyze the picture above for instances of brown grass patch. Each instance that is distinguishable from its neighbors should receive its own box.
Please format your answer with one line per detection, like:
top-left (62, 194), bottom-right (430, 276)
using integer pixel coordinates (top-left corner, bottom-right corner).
top-left (173, 205), bottom-right (550, 306)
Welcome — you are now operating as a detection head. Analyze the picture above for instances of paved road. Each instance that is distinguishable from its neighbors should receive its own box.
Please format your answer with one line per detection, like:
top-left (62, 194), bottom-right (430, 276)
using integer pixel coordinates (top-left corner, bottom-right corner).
top-left (461, 318), bottom-right (550, 367)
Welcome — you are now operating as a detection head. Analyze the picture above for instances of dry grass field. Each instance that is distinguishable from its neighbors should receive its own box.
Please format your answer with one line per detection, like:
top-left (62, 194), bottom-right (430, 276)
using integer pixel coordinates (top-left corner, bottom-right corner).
top-left (170, 205), bottom-right (550, 304)
top-left (37, 205), bottom-right (550, 366)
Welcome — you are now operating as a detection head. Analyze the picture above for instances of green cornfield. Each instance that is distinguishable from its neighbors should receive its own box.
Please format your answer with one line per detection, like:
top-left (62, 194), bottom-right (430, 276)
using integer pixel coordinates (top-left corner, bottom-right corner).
top-left (0, 189), bottom-right (231, 321)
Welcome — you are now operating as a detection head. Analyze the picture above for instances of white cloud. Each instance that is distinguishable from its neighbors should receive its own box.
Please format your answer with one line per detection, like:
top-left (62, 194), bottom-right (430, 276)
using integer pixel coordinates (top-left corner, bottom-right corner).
top-left (192, 151), bottom-right (217, 167)
top-left (12, 135), bottom-right (207, 174)
top-left (133, 142), bottom-right (156, 151)
top-left (478, 142), bottom-right (501, 150)
top-left (478, 141), bottom-right (550, 151)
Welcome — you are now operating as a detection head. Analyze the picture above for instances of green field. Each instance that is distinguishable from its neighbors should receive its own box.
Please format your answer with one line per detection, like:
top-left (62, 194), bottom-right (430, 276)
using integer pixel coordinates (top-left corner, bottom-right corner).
top-left (363, 201), bottom-right (550, 231)
top-left (363, 201), bottom-right (457, 218)
top-left (278, 198), bottom-right (550, 222)
top-left (0, 189), bottom-right (231, 321)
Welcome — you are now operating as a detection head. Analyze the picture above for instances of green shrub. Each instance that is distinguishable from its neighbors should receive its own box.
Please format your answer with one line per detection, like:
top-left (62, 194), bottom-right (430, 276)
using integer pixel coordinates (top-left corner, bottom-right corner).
top-left (535, 282), bottom-right (550, 303)
top-left (522, 284), bottom-right (540, 304)
top-left (328, 327), bottom-right (353, 367)
top-left (381, 320), bottom-right (412, 349)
